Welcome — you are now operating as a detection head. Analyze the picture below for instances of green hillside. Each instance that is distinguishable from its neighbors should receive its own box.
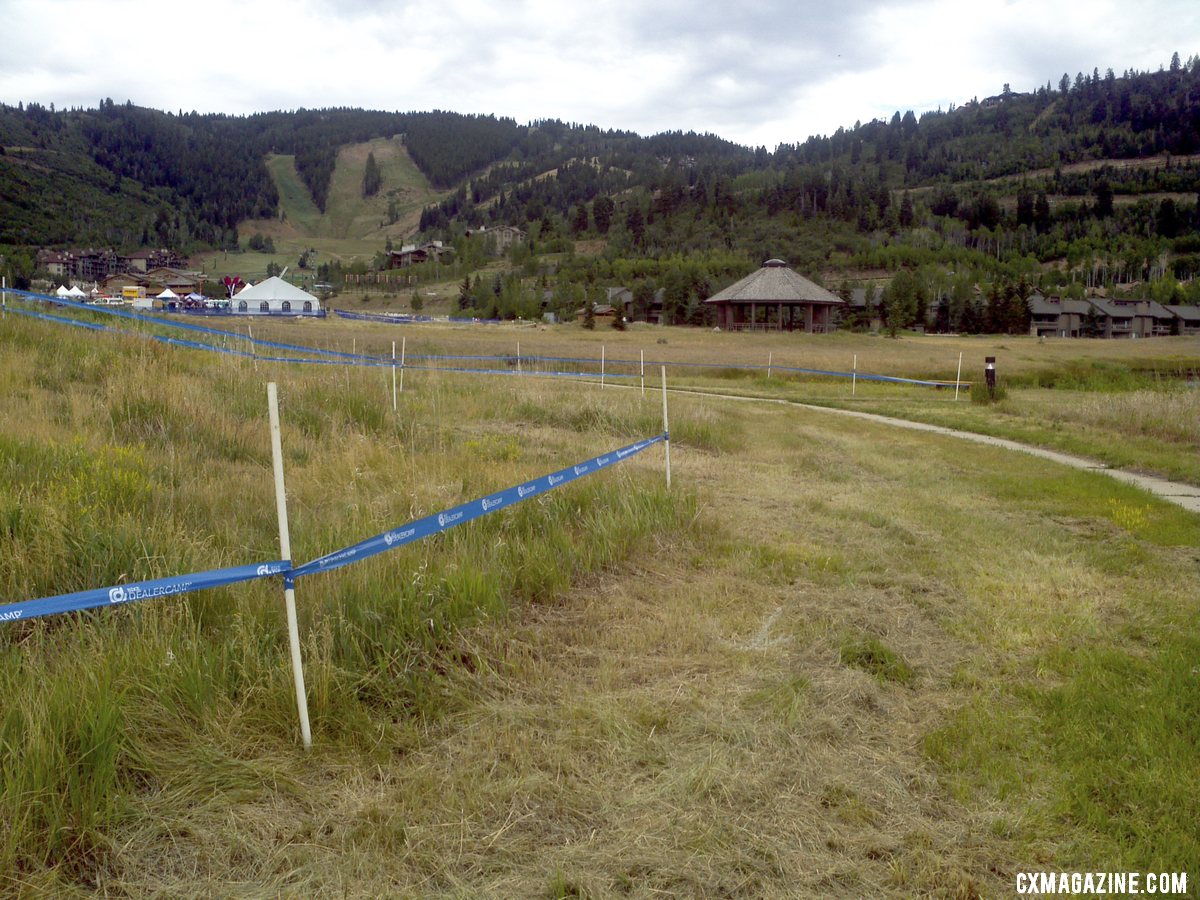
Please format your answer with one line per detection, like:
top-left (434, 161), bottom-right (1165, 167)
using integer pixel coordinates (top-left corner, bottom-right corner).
top-left (200, 138), bottom-right (448, 278)
top-left (266, 154), bottom-right (322, 234)
top-left (263, 137), bottom-right (441, 241)
top-left (5, 59), bottom-right (1200, 315)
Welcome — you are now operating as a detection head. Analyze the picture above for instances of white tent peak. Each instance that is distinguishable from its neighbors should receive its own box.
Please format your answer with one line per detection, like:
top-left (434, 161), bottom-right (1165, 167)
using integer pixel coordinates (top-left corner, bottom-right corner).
top-left (234, 276), bottom-right (320, 303)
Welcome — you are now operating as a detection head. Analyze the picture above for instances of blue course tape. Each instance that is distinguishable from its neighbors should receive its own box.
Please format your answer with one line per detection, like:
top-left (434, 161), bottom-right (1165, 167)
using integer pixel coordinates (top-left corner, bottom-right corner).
top-left (0, 433), bottom-right (666, 621)
top-left (0, 561), bottom-right (289, 623)
top-left (292, 432), bottom-right (666, 579)
top-left (7, 290), bottom-right (374, 363)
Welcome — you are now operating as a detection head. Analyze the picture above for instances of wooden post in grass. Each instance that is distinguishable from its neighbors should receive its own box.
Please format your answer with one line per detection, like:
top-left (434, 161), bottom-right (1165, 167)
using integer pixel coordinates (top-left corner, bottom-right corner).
top-left (601, 345), bottom-right (606, 388)
top-left (400, 336), bottom-right (406, 394)
top-left (852, 354), bottom-right (857, 396)
top-left (661, 366), bottom-right (671, 489)
top-left (516, 341), bottom-right (521, 376)
top-left (248, 325), bottom-right (256, 371)
top-left (767, 352), bottom-right (773, 378)
top-left (640, 349), bottom-right (645, 397)
top-left (392, 341), bottom-right (397, 411)
top-left (955, 352), bottom-right (963, 401)
top-left (1, 276), bottom-right (6, 318)
top-left (267, 383), bottom-right (312, 749)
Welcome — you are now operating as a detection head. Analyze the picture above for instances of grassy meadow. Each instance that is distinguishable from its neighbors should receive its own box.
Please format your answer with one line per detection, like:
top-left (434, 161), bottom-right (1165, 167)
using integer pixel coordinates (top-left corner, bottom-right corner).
top-left (1, 305), bottom-right (1198, 895)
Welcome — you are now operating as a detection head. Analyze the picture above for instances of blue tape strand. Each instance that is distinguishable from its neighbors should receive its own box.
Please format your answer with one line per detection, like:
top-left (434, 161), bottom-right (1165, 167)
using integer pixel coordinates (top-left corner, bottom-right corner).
top-left (0, 433), bottom-right (666, 621)
top-left (0, 560), bottom-right (290, 623)
top-left (291, 433), bottom-right (666, 579)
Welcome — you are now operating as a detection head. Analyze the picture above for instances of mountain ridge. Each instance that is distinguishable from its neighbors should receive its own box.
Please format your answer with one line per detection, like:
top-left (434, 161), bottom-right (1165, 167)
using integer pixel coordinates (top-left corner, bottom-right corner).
top-left (3, 55), bottom-right (1200, 311)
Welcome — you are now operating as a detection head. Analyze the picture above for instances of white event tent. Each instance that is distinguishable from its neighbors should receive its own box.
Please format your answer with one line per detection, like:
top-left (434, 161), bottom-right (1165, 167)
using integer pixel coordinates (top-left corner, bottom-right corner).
top-left (230, 277), bottom-right (322, 315)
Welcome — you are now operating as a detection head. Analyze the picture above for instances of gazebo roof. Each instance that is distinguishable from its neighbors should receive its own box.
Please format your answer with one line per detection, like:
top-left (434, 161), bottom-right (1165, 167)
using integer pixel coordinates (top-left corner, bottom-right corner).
top-left (705, 259), bottom-right (844, 306)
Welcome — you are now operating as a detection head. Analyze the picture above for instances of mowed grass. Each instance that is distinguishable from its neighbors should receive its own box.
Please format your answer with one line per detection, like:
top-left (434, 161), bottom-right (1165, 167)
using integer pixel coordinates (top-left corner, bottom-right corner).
top-left (236, 315), bottom-right (1200, 482)
top-left (238, 315), bottom-right (1200, 383)
top-left (803, 384), bottom-right (1200, 486)
top-left (1, 308), bottom-right (1198, 894)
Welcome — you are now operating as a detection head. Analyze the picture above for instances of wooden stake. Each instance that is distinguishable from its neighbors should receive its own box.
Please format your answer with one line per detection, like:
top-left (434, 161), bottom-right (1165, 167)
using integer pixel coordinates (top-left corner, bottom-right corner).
top-left (266, 383), bottom-right (312, 749)
top-left (661, 366), bottom-right (671, 489)
top-left (955, 352), bottom-right (963, 401)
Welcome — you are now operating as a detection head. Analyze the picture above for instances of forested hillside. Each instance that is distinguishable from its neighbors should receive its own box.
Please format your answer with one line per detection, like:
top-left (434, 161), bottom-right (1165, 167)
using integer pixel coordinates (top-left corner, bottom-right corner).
top-left (0, 104), bottom-right (527, 248)
top-left (2, 53), bottom-right (1200, 320)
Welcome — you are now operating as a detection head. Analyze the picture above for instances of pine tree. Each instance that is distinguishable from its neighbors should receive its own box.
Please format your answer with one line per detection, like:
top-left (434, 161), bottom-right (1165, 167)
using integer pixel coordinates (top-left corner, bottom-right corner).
top-left (611, 300), bottom-right (626, 330)
top-left (362, 152), bottom-right (382, 198)
top-left (458, 275), bottom-right (472, 311)
top-left (571, 204), bottom-right (589, 234)
top-left (592, 196), bottom-right (614, 234)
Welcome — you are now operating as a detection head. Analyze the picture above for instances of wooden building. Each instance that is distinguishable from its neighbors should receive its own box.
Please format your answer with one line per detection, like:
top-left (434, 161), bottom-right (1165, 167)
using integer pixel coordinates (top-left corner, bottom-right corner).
top-left (704, 259), bottom-right (844, 333)
top-left (465, 225), bottom-right (526, 254)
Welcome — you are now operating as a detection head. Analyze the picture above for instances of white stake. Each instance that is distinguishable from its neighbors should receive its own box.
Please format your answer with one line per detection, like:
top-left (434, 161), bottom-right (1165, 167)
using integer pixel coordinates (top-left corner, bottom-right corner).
top-left (266, 383), bottom-right (312, 749)
top-left (1, 276), bottom-right (6, 318)
top-left (767, 352), bottom-right (773, 378)
top-left (955, 351), bottom-right (963, 401)
top-left (640, 349), bottom-right (645, 397)
top-left (601, 345), bottom-right (606, 388)
top-left (248, 325), bottom-right (256, 371)
top-left (400, 336), bottom-right (406, 394)
top-left (661, 366), bottom-right (671, 489)
top-left (852, 354), bottom-right (857, 396)
top-left (392, 341), bottom-right (397, 411)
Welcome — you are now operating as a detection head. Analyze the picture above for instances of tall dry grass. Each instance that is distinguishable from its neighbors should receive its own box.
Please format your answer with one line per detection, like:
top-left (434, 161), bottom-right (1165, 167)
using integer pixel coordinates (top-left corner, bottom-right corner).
top-left (0, 308), bottom-right (705, 888)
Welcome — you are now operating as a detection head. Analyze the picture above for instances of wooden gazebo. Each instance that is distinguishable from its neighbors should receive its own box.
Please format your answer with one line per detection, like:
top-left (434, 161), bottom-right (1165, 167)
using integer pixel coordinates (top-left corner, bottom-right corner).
top-left (705, 259), bottom-right (844, 333)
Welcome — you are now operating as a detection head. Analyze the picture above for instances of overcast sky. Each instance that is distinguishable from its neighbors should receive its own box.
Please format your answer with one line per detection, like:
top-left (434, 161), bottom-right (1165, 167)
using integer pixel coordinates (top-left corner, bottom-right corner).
top-left (2, 0), bottom-right (1198, 148)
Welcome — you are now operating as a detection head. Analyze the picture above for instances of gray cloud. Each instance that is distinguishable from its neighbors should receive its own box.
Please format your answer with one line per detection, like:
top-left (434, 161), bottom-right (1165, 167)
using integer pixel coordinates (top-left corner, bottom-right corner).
top-left (0, 0), bottom-right (1196, 146)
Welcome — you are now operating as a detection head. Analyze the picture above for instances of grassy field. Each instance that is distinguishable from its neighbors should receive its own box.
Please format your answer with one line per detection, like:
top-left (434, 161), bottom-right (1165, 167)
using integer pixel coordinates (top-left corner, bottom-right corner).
top-left (1, 308), bottom-right (1198, 895)
top-left (229, 315), bottom-right (1200, 482)
top-left (232, 316), bottom-right (1200, 381)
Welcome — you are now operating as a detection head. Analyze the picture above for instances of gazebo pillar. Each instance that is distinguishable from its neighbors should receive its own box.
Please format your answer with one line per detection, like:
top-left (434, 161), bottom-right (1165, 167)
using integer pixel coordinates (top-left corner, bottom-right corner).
top-left (805, 305), bottom-right (814, 333)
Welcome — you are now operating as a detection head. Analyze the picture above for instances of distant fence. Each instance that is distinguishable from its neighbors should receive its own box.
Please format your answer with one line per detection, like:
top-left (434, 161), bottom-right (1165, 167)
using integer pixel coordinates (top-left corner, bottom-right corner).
top-left (2, 288), bottom-right (966, 388)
